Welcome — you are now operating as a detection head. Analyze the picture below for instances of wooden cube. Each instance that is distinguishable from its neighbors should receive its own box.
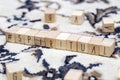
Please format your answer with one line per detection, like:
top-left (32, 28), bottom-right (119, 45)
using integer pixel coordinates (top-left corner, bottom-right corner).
top-left (34, 30), bottom-right (49, 47)
top-left (6, 63), bottom-right (23, 80)
top-left (24, 29), bottom-right (39, 45)
top-left (100, 38), bottom-right (115, 57)
top-left (5, 27), bottom-right (20, 43)
top-left (64, 69), bottom-right (83, 80)
top-left (102, 18), bottom-right (114, 32)
top-left (56, 33), bottom-right (71, 50)
top-left (66, 34), bottom-right (80, 51)
top-left (78, 36), bottom-right (92, 53)
top-left (45, 9), bottom-right (56, 23)
top-left (45, 31), bottom-right (60, 48)
top-left (71, 10), bottom-right (84, 25)
top-left (88, 37), bottom-right (103, 55)
top-left (15, 28), bottom-right (30, 44)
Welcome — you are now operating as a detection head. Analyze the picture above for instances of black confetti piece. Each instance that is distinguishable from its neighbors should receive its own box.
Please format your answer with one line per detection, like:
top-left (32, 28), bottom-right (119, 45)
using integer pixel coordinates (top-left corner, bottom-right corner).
top-left (35, 49), bottom-right (43, 63)
top-left (43, 24), bottom-right (50, 29)
top-left (64, 55), bottom-right (77, 64)
top-left (21, 46), bottom-right (37, 52)
top-left (42, 59), bottom-right (50, 70)
top-left (30, 19), bottom-right (41, 23)
top-left (17, 0), bottom-right (39, 11)
top-left (87, 63), bottom-right (102, 70)
top-left (88, 75), bottom-right (98, 80)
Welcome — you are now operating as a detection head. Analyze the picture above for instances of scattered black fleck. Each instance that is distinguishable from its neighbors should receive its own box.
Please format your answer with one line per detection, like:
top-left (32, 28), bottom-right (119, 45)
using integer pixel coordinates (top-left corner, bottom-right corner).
top-left (21, 12), bottom-right (26, 18)
top-left (42, 59), bottom-right (50, 70)
top-left (21, 46), bottom-right (37, 52)
top-left (71, 0), bottom-right (109, 4)
top-left (64, 55), bottom-right (77, 64)
top-left (115, 27), bottom-right (120, 34)
top-left (101, 0), bottom-right (109, 4)
top-left (34, 49), bottom-right (43, 63)
top-left (30, 19), bottom-right (41, 23)
top-left (117, 34), bottom-right (120, 38)
top-left (24, 68), bottom-right (46, 76)
top-left (88, 75), bottom-right (98, 80)
top-left (71, 0), bottom-right (84, 4)
top-left (8, 24), bottom-right (17, 28)
top-left (13, 15), bottom-right (22, 21)
top-left (104, 34), bottom-right (109, 38)
top-left (17, 0), bottom-right (39, 11)
top-left (113, 47), bottom-right (120, 54)
top-left (86, 63), bottom-right (102, 70)
top-left (7, 18), bottom-right (11, 22)
top-left (0, 63), bottom-right (6, 74)
top-left (23, 23), bottom-right (28, 26)
top-left (43, 24), bottom-right (50, 29)
top-left (41, 46), bottom-right (50, 48)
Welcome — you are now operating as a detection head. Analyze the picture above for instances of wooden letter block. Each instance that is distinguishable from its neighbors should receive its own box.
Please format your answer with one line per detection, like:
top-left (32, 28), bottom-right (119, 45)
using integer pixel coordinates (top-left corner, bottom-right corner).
top-left (34, 30), bottom-right (49, 47)
top-left (64, 69), bottom-right (83, 80)
top-left (15, 28), bottom-right (30, 44)
top-left (56, 33), bottom-right (71, 50)
top-left (45, 9), bottom-right (56, 23)
top-left (5, 27), bottom-right (20, 43)
top-left (24, 29), bottom-right (39, 45)
top-left (6, 63), bottom-right (23, 80)
top-left (45, 31), bottom-right (60, 48)
top-left (66, 34), bottom-right (80, 51)
top-left (100, 38), bottom-right (115, 57)
top-left (102, 18), bottom-right (114, 32)
top-left (78, 36), bottom-right (92, 53)
top-left (88, 37), bottom-right (103, 55)
top-left (71, 10), bottom-right (84, 25)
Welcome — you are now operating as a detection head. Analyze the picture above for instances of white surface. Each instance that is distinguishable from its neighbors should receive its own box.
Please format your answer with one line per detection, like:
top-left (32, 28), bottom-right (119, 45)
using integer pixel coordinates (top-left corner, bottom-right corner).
top-left (6, 62), bottom-right (24, 73)
top-left (0, 0), bottom-right (120, 80)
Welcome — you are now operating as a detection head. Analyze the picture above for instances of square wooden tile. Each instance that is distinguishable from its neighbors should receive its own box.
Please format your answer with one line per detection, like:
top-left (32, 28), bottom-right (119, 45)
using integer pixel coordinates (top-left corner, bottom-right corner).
top-left (44, 9), bottom-right (56, 23)
top-left (66, 34), bottom-right (80, 51)
top-left (78, 36), bottom-right (92, 53)
top-left (34, 30), bottom-right (49, 47)
top-left (102, 18), bottom-right (114, 33)
top-left (100, 38), bottom-right (115, 57)
top-left (15, 28), bottom-right (30, 44)
top-left (24, 29), bottom-right (40, 45)
top-left (45, 31), bottom-right (60, 48)
top-left (71, 10), bottom-right (84, 25)
top-left (88, 37), bottom-right (104, 55)
top-left (56, 33), bottom-right (71, 50)
top-left (5, 27), bottom-right (21, 43)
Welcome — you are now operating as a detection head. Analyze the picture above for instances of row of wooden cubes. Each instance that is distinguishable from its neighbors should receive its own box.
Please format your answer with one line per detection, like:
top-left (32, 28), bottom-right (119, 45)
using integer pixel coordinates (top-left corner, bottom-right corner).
top-left (5, 27), bottom-right (115, 57)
